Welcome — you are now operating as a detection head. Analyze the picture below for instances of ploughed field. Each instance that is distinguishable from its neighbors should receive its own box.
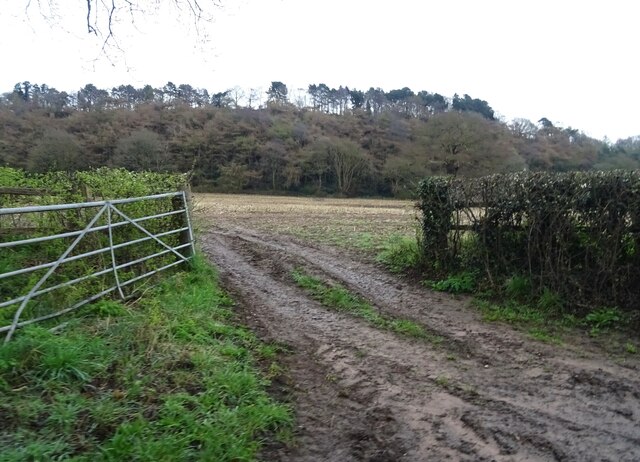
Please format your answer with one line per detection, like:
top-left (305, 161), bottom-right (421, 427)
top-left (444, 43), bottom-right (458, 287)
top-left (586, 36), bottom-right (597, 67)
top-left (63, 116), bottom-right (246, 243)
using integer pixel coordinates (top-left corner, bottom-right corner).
top-left (196, 193), bottom-right (640, 462)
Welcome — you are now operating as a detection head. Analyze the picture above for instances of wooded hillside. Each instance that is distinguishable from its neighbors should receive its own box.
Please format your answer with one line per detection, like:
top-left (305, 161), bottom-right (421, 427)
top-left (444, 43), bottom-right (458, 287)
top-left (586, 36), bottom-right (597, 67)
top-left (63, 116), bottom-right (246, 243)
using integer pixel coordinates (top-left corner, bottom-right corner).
top-left (2, 81), bottom-right (638, 196)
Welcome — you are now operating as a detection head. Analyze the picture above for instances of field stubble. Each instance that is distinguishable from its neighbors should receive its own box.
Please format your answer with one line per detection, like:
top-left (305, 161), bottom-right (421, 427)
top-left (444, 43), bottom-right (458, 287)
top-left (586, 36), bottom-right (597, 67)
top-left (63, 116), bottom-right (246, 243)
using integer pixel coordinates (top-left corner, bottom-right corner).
top-left (195, 193), bottom-right (418, 251)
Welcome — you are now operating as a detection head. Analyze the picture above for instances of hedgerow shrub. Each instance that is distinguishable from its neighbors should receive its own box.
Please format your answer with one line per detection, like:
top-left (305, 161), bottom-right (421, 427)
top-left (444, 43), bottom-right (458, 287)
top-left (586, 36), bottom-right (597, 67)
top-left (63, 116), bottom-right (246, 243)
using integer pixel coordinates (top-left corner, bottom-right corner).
top-left (0, 168), bottom-right (190, 334)
top-left (417, 171), bottom-right (640, 317)
top-left (0, 167), bottom-right (186, 205)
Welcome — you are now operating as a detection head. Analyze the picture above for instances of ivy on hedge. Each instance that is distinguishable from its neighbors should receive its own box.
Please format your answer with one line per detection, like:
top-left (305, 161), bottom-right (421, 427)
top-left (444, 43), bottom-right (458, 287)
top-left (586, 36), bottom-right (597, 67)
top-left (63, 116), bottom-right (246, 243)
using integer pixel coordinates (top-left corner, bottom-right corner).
top-left (417, 171), bottom-right (640, 316)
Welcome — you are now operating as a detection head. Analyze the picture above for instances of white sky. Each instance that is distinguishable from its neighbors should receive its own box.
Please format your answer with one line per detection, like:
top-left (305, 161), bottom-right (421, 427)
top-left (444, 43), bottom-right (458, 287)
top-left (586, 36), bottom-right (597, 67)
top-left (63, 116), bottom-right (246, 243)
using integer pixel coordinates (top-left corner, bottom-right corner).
top-left (0, 0), bottom-right (637, 141)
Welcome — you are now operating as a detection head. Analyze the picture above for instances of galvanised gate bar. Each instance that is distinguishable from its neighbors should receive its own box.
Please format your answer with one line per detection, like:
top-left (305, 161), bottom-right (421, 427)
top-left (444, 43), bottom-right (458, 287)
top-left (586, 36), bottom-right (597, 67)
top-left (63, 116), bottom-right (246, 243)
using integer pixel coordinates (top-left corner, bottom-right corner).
top-left (0, 191), bottom-right (195, 343)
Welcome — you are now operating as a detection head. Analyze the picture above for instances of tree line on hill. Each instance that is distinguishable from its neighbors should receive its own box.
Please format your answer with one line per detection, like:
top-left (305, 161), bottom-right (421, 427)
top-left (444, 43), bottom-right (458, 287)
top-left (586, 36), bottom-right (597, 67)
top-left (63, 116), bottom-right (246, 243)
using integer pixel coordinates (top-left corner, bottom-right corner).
top-left (1, 80), bottom-right (638, 196)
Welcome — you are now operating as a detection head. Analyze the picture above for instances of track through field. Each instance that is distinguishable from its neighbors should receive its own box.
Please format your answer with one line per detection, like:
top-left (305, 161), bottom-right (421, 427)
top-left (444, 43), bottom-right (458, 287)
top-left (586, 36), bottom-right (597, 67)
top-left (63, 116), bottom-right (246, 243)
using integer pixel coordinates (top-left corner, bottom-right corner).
top-left (197, 194), bottom-right (640, 462)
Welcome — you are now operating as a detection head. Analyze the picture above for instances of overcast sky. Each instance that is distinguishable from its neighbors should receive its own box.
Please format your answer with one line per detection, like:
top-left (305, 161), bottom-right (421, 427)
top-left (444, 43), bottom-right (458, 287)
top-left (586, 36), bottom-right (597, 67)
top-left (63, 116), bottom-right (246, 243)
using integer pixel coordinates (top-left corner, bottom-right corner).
top-left (0, 0), bottom-right (637, 141)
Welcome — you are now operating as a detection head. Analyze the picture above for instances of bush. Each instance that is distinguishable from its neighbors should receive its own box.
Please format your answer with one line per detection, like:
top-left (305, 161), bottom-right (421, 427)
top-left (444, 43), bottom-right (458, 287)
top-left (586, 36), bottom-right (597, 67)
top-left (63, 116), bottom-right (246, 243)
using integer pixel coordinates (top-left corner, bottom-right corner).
top-left (417, 171), bottom-right (640, 318)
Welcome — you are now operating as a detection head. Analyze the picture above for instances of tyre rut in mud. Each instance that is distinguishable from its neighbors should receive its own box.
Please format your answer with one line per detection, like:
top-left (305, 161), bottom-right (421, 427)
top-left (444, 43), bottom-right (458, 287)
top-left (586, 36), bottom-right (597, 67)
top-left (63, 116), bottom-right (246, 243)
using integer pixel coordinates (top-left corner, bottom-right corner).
top-left (200, 226), bottom-right (640, 462)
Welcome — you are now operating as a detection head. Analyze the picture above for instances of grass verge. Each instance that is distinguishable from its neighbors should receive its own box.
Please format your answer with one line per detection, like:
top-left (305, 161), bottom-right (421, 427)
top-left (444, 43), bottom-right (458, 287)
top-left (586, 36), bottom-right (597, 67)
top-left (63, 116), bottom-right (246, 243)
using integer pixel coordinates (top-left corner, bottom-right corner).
top-left (291, 269), bottom-right (439, 342)
top-left (0, 254), bottom-right (291, 461)
top-left (472, 298), bottom-right (578, 344)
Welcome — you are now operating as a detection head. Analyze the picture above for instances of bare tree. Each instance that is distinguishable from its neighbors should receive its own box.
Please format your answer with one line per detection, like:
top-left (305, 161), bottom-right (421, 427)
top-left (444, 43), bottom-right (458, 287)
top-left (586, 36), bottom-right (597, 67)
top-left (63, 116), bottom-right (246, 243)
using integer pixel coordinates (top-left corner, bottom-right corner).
top-left (509, 118), bottom-right (538, 139)
top-left (311, 137), bottom-right (369, 195)
top-left (26, 1), bottom-right (221, 53)
top-left (230, 86), bottom-right (246, 109)
top-left (290, 88), bottom-right (307, 109)
top-left (247, 88), bottom-right (262, 109)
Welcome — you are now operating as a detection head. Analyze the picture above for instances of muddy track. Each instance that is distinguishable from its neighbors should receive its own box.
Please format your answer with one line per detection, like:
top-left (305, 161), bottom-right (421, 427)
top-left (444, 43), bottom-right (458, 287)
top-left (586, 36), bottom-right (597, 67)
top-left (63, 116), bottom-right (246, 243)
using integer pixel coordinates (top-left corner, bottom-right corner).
top-left (200, 224), bottom-right (640, 462)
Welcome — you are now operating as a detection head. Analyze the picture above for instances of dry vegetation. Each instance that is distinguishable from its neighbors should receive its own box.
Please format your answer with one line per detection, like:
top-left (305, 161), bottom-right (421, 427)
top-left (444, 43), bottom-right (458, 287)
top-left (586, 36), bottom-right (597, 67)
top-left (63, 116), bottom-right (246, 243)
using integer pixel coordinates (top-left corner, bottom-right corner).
top-left (194, 193), bottom-right (418, 251)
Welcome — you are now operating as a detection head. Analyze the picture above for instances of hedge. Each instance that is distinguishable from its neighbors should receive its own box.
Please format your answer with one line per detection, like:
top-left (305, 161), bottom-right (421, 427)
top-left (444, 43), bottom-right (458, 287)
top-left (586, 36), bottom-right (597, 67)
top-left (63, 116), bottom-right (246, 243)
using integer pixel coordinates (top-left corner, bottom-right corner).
top-left (417, 170), bottom-right (640, 316)
top-left (0, 168), bottom-right (190, 330)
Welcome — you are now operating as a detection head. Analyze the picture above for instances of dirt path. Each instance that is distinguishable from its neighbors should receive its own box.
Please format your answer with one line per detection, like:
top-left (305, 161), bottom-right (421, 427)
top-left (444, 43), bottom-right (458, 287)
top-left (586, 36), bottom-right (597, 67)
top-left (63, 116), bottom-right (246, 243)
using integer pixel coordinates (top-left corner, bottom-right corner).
top-left (199, 220), bottom-right (640, 461)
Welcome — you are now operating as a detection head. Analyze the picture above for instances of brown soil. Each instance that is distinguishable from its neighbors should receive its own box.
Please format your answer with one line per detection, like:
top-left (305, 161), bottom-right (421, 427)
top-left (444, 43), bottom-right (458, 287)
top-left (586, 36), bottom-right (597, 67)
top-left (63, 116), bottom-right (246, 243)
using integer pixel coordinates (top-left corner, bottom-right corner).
top-left (198, 206), bottom-right (640, 462)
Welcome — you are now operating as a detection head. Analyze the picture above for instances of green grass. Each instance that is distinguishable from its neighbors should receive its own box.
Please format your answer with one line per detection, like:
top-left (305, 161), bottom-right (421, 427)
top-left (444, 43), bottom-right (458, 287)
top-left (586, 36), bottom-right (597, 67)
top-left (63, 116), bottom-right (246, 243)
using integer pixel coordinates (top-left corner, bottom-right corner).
top-left (376, 234), bottom-right (423, 273)
top-left (528, 328), bottom-right (562, 344)
top-left (427, 272), bottom-right (476, 294)
top-left (504, 275), bottom-right (532, 300)
top-left (472, 298), bottom-right (571, 344)
top-left (585, 307), bottom-right (624, 335)
top-left (291, 269), bottom-right (439, 343)
top-left (352, 232), bottom-right (375, 250)
top-left (0, 254), bottom-right (291, 461)
top-left (474, 299), bottom-right (548, 324)
top-left (472, 294), bottom-right (640, 350)
top-left (287, 225), bottom-right (411, 254)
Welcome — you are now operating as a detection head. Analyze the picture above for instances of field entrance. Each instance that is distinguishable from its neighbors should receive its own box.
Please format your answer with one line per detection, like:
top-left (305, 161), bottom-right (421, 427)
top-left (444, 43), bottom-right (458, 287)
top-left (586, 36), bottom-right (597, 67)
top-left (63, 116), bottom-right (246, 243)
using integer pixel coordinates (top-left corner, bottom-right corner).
top-left (196, 193), bottom-right (640, 461)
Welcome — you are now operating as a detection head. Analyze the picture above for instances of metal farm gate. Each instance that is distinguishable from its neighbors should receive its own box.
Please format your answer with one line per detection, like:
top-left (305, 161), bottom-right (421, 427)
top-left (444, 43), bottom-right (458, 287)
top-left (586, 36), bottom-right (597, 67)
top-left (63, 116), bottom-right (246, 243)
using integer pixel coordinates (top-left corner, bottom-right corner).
top-left (0, 192), bottom-right (195, 343)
